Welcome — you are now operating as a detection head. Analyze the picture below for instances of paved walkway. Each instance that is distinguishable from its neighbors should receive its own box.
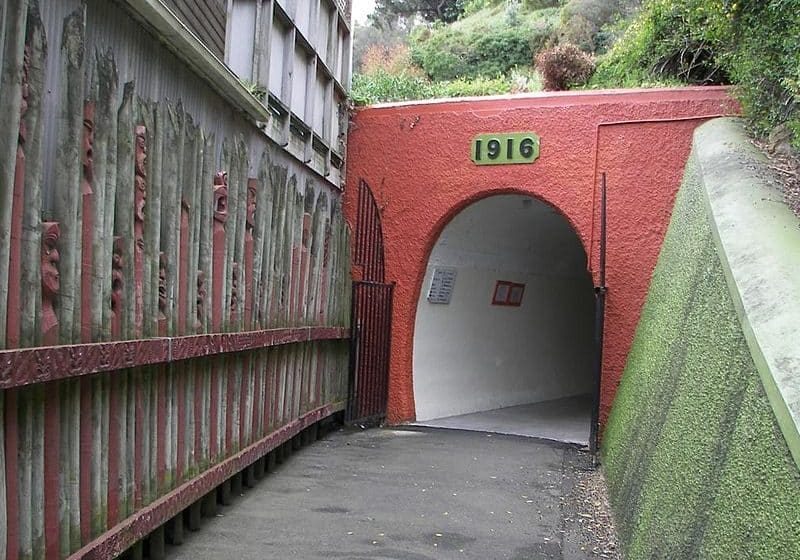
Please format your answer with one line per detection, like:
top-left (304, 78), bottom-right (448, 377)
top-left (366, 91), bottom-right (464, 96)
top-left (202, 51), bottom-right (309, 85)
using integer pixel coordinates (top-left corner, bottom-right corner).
top-left (169, 427), bottom-right (601, 560)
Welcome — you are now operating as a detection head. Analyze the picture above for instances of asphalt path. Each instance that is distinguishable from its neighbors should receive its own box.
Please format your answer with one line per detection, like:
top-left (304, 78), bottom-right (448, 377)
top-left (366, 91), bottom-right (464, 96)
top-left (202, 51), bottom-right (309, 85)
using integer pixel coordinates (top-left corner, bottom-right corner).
top-left (168, 426), bottom-right (599, 560)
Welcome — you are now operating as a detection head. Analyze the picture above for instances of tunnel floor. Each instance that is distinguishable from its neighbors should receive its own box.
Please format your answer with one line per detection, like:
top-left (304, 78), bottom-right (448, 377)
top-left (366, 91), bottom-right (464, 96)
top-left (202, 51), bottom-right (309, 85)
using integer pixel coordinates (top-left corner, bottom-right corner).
top-left (412, 395), bottom-right (592, 446)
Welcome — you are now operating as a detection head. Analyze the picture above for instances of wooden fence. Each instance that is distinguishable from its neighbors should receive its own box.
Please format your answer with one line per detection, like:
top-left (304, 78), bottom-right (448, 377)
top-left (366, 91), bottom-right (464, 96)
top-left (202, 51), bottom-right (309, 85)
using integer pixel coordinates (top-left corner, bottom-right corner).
top-left (0, 1), bottom-right (352, 558)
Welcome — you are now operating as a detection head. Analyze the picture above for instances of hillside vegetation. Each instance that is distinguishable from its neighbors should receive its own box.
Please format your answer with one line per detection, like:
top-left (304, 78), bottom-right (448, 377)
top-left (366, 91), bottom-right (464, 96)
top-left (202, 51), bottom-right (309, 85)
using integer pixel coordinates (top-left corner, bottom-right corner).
top-left (353, 0), bottom-right (800, 151)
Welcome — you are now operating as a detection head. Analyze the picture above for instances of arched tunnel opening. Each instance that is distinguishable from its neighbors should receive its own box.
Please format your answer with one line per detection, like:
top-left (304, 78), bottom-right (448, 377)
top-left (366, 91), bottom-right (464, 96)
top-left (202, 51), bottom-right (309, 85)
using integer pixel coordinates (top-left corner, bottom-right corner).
top-left (411, 194), bottom-right (596, 444)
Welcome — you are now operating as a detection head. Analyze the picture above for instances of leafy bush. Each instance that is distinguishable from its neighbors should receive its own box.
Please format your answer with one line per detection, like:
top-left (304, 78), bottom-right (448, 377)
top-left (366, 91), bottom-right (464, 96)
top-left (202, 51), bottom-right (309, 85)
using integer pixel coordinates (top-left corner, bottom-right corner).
top-left (410, 5), bottom-right (559, 81)
top-left (723, 1), bottom-right (800, 146)
top-left (535, 43), bottom-right (596, 90)
top-left (590, 0), bottom-right (800, 148)
top-left (351, 69), bottom-right (435, 105)
top-left (559, 0), bottom-right (636, 53)
top-left (590, 0), bottom-right (730, 88)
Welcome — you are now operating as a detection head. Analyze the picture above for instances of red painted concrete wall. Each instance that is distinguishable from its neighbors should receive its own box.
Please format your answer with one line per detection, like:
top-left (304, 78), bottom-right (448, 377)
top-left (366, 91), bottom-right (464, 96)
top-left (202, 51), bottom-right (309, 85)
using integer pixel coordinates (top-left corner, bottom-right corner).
top-left (344, 87), bottom-right (738, 425)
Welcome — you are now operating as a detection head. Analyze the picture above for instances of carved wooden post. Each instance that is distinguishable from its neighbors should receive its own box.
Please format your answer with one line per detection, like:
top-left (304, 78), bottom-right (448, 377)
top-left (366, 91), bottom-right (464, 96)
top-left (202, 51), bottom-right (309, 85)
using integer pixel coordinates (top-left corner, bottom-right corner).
top-left (210, 171), bottom-right (228, 459)
top-left (80, 101), bottom-right (95, 343)
top-left (178, 198), bottom-right (190, 334)
top-left (41, 223), bottom-right (61, 347)
top-left (6, 43), bottom-right (30, 350)
top-left (134, 124), bottom-right (147, 338)
top-left (244, 179), bottom-right (256, 327)
top-left (211, 171), bottom-right (228, 333)
top-left (110, 236), bottom-right (123, 339)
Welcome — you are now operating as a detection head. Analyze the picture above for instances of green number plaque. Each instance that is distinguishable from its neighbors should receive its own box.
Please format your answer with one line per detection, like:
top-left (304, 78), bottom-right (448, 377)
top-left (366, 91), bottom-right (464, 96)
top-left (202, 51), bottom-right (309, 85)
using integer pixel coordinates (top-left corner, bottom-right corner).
top-left (471, 132), bottom-right (540, 165)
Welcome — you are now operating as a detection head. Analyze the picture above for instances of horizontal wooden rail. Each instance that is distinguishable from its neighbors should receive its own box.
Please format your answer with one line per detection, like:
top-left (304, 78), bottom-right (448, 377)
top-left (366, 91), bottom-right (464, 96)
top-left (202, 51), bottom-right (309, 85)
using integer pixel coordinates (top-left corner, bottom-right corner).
top-left (0, 326), bottom-right (349, 389)
top-left (67, 401), bottom-right (345, 560)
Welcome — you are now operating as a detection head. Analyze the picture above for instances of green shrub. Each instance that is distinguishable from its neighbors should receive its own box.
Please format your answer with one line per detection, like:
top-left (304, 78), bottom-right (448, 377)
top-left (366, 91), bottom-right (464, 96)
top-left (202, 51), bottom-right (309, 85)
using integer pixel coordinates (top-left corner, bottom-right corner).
top-left (432, 75), bottom-right (513, 97)
top-left (351, 69), bottom-right (434, 105)
top-left (559, 0), bottom-right (633, 53)
top-left (723, 1), bottom-right (800, 146)
top-left (591, 0), bottom-right (730, 88)
top-left (590, 0), bottom-right (800, 148)
top-left (410, 5), bottom-right (559, 81)
top-left (535, 43), bottom-right (596, 90)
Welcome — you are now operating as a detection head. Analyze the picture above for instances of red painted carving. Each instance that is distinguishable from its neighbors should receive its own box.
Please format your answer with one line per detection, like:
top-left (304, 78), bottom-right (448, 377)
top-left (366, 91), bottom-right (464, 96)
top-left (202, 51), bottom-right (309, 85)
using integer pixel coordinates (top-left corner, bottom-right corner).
top-left (195, 271), bottom-right (207, 333)
top-left (81, 102), bottom-right (96, 343)
top-left (41, 222), bottom-right (61, 346)
top-left (6, 46), bottom-right (31, 348)
top-left (111, 237), bottom-right (124, 339)
top-left (246, 180), bottom-right (257, 231)
top-left (213, 171), bottom-right (229, 224)
top-left (212, 171), bottom-right (228, 332)
top-left (134, 125), bottom-right (147, 336)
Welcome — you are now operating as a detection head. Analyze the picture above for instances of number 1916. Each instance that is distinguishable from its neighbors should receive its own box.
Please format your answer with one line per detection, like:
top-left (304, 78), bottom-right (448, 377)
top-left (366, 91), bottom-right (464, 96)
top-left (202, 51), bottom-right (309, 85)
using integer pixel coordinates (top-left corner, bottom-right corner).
top-left (471, 133), bottom-right (540, 166)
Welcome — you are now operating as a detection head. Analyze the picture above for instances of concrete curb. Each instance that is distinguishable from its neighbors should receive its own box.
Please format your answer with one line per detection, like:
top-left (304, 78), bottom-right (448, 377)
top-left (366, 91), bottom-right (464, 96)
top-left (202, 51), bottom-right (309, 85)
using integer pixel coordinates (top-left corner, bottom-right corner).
top-left (695, 118), bottom-right (800, 469)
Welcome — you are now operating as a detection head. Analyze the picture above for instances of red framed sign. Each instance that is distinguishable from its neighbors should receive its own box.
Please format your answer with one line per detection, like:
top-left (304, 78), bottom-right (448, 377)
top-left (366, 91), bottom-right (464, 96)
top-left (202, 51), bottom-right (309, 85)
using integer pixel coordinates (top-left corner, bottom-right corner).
top-left (492, 281), bottom-right (525, 306)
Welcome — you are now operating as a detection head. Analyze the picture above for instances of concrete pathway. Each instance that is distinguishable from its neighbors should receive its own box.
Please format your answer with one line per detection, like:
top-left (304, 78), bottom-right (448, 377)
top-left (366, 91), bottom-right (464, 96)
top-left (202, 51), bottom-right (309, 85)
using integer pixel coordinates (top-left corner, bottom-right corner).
top-left (168, 427), bottom-right (602, 560)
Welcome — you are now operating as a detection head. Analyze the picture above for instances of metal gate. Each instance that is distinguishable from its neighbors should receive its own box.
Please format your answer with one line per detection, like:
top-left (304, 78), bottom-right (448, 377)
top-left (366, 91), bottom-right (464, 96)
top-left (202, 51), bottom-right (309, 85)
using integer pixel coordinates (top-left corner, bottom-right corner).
top-left (347, 180), bottom-right (394, 424)
top-left (347, 281), bottom-right (394, 423)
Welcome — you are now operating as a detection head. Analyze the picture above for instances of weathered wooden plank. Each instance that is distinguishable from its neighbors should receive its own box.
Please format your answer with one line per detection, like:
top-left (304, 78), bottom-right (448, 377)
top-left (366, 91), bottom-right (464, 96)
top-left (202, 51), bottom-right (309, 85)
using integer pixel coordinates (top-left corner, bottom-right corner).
top-left (44, 382), bottom-right (60, 557)
top-left (90, 375), bottom-right (107, 537)
top-left (31, 385), bottom-right (45, 557)
top-left (161, 103), bottom-right (182, 336)
top-left (61, 379), bottom-right (82, 554)
top-left (114, 82), bottom-right (135, 341)
top-left (198, 132), bottom-right (214, 334)
top-left (145, 103), bottom-right (164, 338)
top-left (5, 389), bottom-right (20, 559)
top-left (79, 377), bottom-right (92, 544)
top-left (80, 85), bottom-right (97, 345)
top-left (0, 0), bottom-right (28, 349)
top-left (54, 6), bottom-right (85, 345)
top-left (90, 51), bottom-right (117, 342)
top-left (20, 2), bottom-right (46, 348)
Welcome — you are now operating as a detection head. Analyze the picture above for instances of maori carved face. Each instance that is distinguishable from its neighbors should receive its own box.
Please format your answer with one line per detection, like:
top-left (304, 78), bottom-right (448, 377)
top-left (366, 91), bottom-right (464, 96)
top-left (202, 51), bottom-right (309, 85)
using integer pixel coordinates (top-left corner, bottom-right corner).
top-left (158, 252), bottom-right (167, 314)
top-left (83, 104), bottom-right (95, 189)
top-left (213, 171), bottom-right (228, 223)
top-left (246, 181), bottom-right (257, 230)
top-left (135, 125), bottom-right (147, 222)
top-left (111, 237), bottom-right (124, 314)
top-left (41, 222), bottom-right (61, 300)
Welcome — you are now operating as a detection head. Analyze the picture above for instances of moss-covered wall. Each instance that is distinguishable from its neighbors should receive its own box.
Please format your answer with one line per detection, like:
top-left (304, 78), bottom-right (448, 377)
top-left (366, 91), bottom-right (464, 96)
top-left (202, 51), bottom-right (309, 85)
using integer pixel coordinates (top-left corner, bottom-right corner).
top-left (602, 148), bottom-right (800, 558)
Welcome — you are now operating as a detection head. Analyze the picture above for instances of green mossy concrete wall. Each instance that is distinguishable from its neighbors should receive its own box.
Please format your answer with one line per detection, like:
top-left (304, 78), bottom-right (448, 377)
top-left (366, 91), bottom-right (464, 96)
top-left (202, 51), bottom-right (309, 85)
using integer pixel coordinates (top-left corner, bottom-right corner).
top-left (603, 134), bottom-right (800, 559)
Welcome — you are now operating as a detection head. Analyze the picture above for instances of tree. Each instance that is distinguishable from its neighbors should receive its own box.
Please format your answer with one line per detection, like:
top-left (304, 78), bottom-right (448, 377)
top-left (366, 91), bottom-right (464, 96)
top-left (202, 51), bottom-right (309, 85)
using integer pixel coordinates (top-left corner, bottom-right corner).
top-left (373, 0), bottom-right (466, 24)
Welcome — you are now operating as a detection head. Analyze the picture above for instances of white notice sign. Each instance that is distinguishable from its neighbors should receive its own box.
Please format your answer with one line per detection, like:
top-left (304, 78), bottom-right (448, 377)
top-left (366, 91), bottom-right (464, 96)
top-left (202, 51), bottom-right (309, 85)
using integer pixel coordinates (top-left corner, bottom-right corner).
top-left (427, 267), bottom-right (457, 304)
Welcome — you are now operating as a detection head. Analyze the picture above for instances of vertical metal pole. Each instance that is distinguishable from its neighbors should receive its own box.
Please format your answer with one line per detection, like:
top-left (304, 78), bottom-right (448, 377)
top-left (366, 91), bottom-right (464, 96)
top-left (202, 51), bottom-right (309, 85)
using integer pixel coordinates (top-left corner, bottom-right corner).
top-left (346, 282), bottom-right (360, 422)
top-left (590, 173), bottom-right (608, 458)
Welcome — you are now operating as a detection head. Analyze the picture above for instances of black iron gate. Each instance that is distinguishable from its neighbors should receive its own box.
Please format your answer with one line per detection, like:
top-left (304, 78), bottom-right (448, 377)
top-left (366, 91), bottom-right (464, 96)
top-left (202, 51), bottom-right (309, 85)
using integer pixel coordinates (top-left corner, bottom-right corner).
top-left (347, 180), bottom-right (394, 424)
top-left (347, 281), bottom-right (394, 424)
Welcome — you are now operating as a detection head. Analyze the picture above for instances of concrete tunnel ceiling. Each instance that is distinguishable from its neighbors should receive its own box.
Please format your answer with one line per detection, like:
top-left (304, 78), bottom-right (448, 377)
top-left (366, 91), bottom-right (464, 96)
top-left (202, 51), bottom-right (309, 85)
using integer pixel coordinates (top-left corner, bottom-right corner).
top-left (412, 194), bottom-right (595, 422)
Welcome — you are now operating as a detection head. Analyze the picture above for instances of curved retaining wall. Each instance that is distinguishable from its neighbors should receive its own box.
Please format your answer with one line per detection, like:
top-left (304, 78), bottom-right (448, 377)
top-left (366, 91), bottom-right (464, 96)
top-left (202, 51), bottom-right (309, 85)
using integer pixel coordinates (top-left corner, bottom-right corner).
top-left (603, 118), bottom-right (800, 559)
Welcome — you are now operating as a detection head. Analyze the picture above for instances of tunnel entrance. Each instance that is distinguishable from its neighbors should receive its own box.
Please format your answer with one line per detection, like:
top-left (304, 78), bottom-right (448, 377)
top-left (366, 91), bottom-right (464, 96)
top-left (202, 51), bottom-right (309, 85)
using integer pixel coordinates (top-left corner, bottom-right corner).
top-left (411, 194), bottom-right (595, 444)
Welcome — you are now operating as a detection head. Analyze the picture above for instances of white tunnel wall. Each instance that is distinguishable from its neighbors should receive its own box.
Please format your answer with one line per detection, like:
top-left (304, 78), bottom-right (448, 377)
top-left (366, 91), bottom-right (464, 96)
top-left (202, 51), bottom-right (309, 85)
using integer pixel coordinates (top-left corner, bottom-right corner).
top-left (413, 195), bottom-right (595, 422)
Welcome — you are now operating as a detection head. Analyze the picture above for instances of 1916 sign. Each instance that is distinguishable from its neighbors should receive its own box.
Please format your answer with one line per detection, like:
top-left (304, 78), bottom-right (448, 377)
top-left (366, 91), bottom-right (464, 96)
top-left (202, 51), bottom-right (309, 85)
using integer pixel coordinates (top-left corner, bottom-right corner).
top-left (471, 132), bottom-right (540, 165)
